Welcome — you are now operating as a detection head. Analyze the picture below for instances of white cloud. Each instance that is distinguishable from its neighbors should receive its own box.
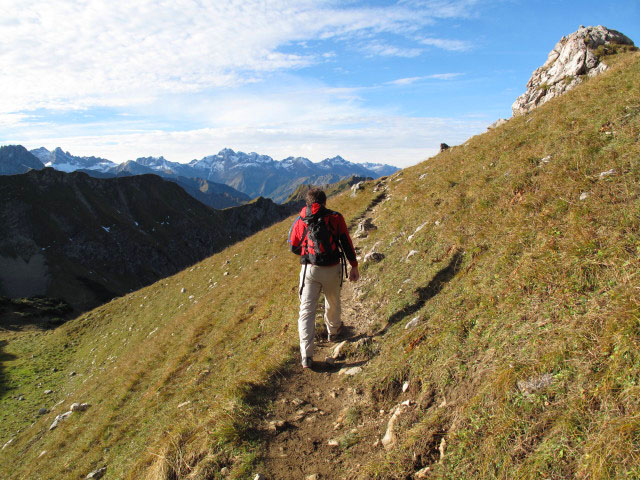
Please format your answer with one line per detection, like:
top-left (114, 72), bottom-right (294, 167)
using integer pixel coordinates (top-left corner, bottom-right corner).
top-left (359, 41), bottom-right (423, 58)
top-left (386, 73), bottom-right (463, 85)
top-left (12, 86), bottom-right (486, 169)
top-left (419, 37), bottom-right (472, 51)
top-left (0, 0), bottom-right (478, 113)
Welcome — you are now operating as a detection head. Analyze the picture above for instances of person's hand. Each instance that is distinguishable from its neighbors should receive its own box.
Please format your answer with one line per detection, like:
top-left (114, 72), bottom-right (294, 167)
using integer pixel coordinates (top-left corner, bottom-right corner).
top-left (349, 266), bottom-right (360, 282)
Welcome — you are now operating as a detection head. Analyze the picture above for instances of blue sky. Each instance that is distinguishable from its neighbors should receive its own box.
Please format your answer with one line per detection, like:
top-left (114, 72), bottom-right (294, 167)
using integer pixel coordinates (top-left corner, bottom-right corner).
top-left (0, 0), bottom-right (638, 167)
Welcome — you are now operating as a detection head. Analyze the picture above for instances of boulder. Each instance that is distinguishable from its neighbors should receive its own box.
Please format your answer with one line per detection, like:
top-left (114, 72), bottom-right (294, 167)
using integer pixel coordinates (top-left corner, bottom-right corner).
top-left (512, 26), bottom-right (634, 116)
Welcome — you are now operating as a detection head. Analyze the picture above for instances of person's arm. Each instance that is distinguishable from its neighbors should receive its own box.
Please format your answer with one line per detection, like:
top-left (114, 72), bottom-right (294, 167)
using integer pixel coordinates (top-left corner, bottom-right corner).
top-left (288, 217), bottom-right (305, 255)
top-left (336, 214), bottom-right (359, 281)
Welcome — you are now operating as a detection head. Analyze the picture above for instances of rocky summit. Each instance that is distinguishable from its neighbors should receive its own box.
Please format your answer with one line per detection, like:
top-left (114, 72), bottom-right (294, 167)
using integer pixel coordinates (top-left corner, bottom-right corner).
top-left (512, 25), bottom-right (634, 115)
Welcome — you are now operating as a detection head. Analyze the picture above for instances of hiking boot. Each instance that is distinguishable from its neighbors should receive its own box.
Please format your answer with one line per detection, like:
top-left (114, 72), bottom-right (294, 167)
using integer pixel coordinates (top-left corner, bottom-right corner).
top-left (327, 324), bottom-right (344, 342)
top-left (302, 357), bottom-right (313, 369)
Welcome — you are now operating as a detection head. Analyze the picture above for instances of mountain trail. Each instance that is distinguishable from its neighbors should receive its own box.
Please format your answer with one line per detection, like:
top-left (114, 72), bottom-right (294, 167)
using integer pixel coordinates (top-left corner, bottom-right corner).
top-left (260, 281), bottom-right (384, 480)
top-left (259, 186), bottom-right (390, 479)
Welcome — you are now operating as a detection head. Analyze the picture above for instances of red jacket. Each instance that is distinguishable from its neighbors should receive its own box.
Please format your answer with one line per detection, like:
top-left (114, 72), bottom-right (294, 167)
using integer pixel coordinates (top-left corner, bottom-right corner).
top-left (289, 203), bottom-right (358, 267)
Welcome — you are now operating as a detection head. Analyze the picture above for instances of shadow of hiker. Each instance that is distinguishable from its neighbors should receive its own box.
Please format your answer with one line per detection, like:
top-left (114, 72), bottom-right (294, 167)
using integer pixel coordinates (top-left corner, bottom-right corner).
top-left (378, 250), bottom-right (464, 335)
top-left (309, 358), bottom-right (367, 373)
top-left (0, 340), bottom-right (18, 397)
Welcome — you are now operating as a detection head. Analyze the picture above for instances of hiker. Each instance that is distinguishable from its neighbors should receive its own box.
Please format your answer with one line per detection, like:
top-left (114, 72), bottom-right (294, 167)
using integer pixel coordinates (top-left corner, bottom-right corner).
top-left (288, 187), bottom-right (359, 369)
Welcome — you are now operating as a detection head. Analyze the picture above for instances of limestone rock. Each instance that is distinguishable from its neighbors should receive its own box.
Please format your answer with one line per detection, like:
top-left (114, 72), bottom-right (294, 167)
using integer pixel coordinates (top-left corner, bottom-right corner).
top-left (414, 466), bottom-right (431, 479)
top-left (355, 218), bottom-right (377, 238)
top-left (340, 366), bottom-right (363, 376)
top-left (487, 118), bottom-right (508, 130)
top-left (49, 411), bottom-right (73, 430)
top-left (71, 402), bottom-right (90, 412)
top-left (599, 168), bottom-right (616, 178)
top-left (381, 405), bottom-right (407, 449)
top-left (268, 420), bottom-right (287, 433)
top-left (406, 250), bottom-right (418, 261)
top-left (405, 316), bottom-right (420, 330)
top-left (327, 439), bottom-right (339, 447)
top-left (512, 26), bottom-right (634, 116)
top-left (517, 373), bottom-right (553, 395)
top-left (332, 341), bottom-right (348, 358)
top-left (579, 192), bottom-right (590, 201)
top-left (86, 467), bottom-right (107, 479)
top-left (364, 251), bottom-right (385, 263)
top-left (351, 182), bottom-right (365, 197)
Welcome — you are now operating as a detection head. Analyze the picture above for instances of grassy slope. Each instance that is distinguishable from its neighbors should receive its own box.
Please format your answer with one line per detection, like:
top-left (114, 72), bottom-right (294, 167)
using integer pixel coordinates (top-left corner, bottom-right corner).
top-left (0, 51), bottom-right (638, 479)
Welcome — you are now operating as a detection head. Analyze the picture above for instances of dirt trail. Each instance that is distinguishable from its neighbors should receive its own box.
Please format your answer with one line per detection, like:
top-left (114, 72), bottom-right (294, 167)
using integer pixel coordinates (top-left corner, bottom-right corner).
top-left (260, 281), bottom-right (384, 480)
top-left (260, 186), bottom-right (390, 480)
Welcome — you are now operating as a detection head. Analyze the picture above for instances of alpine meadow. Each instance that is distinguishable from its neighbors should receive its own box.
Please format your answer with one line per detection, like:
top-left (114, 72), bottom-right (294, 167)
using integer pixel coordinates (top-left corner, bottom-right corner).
top-left (1, 35), bottom-right (639, 480)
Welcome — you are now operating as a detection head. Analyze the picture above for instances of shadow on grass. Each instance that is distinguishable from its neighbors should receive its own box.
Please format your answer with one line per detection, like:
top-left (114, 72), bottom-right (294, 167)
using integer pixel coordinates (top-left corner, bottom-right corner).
top-left (0, 340), bottom-right (17, 397)
top-left (230, 348), bottom-right (301, 444)
top-left (378, 250), bottom-right (464, 335)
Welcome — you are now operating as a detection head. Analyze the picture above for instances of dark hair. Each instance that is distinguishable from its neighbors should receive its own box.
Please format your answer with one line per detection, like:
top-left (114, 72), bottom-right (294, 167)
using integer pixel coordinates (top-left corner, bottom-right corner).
top-left (305, 187), bottom-right (326, 206)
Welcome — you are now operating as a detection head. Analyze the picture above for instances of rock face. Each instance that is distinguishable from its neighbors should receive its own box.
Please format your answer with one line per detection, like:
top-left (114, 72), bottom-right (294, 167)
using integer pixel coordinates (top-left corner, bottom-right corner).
top-left (512, 26), bottom-right (634, 116)
top-left (0, 145), bottom-right (44, 175)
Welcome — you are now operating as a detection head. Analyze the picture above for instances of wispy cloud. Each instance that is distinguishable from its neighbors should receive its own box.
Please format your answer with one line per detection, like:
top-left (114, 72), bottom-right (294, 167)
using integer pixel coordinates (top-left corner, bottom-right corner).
top-left (0, 1), bottom-right (480, 114)
top-left (419, 37), bottom-right (473, 51)
top-left (386, 73), bottom-right (463, 85)
top-left (359, 41), bottom-right (423, 58)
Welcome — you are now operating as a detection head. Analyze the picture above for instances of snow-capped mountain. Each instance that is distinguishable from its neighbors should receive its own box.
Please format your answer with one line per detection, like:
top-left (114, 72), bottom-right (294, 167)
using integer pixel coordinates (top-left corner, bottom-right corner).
top-left (186, 148), bottom-right (398, 201)
top-left (25, 146), bottom-right (398, 203)
top-left (360, 162), bottom-right (400, 177)
top-left (31, 147), bottom-right (115, 173)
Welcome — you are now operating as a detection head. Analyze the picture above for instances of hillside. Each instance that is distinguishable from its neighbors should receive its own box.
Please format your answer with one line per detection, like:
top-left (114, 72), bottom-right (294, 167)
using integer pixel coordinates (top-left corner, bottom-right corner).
top-left (0, 50), bottom-right (638, 480)
top-left (0, 168), bottom-right (295, 312)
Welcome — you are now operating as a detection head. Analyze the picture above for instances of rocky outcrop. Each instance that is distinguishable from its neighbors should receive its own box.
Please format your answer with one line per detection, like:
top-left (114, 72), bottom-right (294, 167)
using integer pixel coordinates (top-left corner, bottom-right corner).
top-left (512, 26), bottom-right (634, 116)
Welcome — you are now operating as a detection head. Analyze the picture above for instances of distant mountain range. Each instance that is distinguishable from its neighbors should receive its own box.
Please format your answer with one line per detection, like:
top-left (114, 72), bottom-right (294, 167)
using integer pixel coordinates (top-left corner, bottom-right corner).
top-left (28, 146), bottom-right (399, 203)
top-left (0, 167), bottom-right (298, 311)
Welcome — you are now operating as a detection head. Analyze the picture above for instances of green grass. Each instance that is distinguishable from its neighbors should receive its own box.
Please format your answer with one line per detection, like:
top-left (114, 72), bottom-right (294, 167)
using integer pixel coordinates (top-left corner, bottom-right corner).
top-left (1, 51), bottom-right (639, 480)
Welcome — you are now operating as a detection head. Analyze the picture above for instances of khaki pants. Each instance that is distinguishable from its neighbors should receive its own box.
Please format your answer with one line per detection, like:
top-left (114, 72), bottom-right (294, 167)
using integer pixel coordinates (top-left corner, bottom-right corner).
top-left (298, 264), bottom-right (342, 359)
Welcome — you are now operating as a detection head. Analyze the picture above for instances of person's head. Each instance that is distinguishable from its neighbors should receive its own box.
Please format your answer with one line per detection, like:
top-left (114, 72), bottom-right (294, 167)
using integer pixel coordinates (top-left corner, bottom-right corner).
top-left (305, 187), bottom-right (327, 206)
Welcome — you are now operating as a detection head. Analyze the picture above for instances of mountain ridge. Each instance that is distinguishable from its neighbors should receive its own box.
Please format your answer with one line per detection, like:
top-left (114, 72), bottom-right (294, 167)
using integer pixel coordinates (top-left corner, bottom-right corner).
top-left (24, 146), bottom-right (398, 202)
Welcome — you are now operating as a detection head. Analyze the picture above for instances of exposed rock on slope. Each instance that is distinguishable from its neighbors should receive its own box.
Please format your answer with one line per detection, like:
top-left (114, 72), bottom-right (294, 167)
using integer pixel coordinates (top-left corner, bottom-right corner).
top-left (512, 25), bottom-right (634, 115)
top-left (0, 168), bottom-right (296, 311)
